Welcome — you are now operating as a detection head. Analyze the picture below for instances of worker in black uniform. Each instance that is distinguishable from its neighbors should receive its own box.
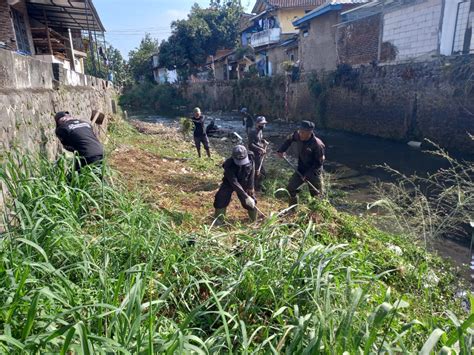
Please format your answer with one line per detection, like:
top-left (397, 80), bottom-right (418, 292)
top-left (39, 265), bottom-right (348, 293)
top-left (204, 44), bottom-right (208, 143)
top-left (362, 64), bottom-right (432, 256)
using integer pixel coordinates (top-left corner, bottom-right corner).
top-left (206, 119), bottom-right (219, 137)
top-left (191, 107), bottom-right (211, 158)
top-left (54, 111), bottom-right (104, 172)
top-left (241, 107), bottom-right (254, 136)
top-left (277, 120), bottom-right (325, 206)
top-left (214, 145), bottom-right (257, 223)
top-left (248, 116), bottom-right (269, 192)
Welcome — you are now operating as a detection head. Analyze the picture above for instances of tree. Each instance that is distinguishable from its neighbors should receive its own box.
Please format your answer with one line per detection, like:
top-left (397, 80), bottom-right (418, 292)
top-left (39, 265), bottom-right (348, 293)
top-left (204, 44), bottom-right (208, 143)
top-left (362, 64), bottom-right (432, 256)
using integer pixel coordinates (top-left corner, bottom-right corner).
top-left (158, 0), bottom-right (243, 79)
top-left (128, 33), bottom-right (159, 83)
top-left (107, 46), bottom-right (130, 86)
top-left (84, 42), bottom-right (130, 86)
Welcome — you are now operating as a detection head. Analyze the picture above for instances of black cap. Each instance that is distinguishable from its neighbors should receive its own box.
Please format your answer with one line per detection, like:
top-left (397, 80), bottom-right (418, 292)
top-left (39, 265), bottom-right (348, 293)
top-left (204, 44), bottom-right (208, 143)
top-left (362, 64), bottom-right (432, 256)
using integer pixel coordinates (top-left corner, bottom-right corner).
top-left (299, 120), bottom-right (315, 131)
top-left (232, 145), bottom-right (250, 166)
top-left (54, 111), bottom-right (70, 121)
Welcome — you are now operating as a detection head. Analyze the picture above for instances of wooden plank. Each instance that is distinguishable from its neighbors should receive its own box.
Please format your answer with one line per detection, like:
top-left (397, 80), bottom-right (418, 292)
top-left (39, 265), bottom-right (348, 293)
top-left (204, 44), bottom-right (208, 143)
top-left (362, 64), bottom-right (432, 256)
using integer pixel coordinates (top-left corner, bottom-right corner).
top-left (43, 10), bottom-right (53, 54)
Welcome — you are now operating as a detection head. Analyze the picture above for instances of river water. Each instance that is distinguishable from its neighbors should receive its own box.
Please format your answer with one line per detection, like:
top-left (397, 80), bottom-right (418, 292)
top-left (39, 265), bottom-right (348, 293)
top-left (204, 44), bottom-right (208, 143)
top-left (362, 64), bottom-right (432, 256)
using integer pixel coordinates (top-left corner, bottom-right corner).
top-left (134, 113), bottom-right (473, 281)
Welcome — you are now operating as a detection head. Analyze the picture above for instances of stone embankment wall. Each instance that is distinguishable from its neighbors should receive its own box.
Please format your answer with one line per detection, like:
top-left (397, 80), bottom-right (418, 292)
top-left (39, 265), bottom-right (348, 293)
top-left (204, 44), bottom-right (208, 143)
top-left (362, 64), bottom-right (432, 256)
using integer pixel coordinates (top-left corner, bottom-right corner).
top-left (181, 55), bottom-right (474, 153)
top-left (0, 49), bottom-right (118, 159)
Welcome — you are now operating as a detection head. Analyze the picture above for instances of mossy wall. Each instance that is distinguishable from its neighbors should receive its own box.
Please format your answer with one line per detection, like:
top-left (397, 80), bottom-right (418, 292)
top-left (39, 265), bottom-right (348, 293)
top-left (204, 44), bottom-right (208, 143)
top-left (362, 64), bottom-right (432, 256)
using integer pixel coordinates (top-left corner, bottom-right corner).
top-left (0, 49), bottom-right (118, 159)
top-left (182, 56), bottom-right (474, 153)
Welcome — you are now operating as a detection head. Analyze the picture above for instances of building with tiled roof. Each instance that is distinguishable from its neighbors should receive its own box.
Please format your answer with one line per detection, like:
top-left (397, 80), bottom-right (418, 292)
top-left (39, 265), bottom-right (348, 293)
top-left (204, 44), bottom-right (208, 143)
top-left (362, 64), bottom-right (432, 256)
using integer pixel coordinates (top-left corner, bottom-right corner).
top-left (252, 0), bottom-right (325, 13)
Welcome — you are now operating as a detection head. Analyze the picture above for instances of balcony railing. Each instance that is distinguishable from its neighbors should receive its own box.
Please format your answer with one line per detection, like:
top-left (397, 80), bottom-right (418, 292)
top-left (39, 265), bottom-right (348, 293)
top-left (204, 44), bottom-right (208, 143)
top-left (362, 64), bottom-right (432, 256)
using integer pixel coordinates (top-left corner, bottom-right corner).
top-left (250, 28), bottom-right (281, 48)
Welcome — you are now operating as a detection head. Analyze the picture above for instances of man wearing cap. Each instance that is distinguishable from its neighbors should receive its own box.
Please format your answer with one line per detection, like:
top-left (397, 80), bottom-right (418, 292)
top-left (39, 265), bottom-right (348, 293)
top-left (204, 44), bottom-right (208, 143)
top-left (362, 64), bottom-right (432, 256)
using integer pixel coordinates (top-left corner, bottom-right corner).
top-left (241, 107), bottom-right (254, 136)
top-left (248, 116), bottom-right (269, 191)
top-left (277, 120), bottom-right (325, 206)
top-left (191, 107), bottom-right (211, 158)
top-left (213, 145), bottom-right (257, 223)
top-left (54, 111), bottom-right (104, 172)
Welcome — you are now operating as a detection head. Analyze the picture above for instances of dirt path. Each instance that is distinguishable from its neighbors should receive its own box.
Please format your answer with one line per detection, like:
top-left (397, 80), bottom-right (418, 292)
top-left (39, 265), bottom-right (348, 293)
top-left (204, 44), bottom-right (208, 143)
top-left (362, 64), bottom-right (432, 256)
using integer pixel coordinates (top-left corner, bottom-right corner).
top-left (108, 120), bottom-right (286, 230)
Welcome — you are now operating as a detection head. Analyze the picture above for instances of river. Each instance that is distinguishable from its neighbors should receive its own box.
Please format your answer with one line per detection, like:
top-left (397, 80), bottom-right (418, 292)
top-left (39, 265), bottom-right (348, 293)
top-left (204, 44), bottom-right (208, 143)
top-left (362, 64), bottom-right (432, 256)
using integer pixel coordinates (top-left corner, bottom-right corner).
top-left (133, 112), bottom-right (473, 283)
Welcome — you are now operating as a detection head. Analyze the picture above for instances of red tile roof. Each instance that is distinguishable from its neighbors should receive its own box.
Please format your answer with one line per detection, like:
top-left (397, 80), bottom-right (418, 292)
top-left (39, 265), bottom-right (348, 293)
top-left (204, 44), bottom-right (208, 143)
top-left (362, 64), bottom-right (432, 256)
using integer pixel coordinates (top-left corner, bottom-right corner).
top-left (267, 0), bottom-right (325, 7)
top-left (253, 0), bottom-right (325, 13)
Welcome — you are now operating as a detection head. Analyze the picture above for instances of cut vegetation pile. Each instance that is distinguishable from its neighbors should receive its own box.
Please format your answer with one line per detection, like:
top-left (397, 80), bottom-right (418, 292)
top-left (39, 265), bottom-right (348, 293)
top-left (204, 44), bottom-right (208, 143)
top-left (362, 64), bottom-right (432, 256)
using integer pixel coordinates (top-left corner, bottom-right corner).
top-left (0, 119), bottom-right (472, 353)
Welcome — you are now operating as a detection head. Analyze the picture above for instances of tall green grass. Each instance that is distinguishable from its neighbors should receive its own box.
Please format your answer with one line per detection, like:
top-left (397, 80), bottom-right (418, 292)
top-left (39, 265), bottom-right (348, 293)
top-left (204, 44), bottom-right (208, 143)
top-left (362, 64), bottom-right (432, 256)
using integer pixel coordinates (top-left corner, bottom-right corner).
top-left (0, 153), bottom-right (472, 353)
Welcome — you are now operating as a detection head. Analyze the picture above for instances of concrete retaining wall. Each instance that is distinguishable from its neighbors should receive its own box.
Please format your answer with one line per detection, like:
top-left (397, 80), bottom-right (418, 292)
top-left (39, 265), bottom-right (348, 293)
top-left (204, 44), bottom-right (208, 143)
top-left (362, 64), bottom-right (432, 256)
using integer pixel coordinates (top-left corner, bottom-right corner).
top-left (180, 55), bottom-right (474, 153)
top-left (0, 49), bottom-right (118, 159)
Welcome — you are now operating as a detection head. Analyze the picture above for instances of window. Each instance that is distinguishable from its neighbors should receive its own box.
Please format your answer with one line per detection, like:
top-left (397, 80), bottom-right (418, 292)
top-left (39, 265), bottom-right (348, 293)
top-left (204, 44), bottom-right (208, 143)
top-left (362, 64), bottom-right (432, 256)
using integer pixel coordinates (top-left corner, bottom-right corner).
top-left (452, 1), bottom-right (470, 54)
top-left (11, 8), bottom-right (30, 54)
top-left (303, 30), bottom-right (309, 38)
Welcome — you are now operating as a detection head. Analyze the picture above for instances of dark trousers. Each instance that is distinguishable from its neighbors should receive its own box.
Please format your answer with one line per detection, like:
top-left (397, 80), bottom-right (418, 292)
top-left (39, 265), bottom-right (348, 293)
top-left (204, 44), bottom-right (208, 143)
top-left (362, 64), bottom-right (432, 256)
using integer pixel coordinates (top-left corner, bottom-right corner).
top-left (194, 135), bottom-right (210, 151)
top-left (74, 155), bottom-right (103, 172)
top-left (287, 169), bottom-right (323, 200)
top-left (254, 153), bottom-right (266, 190)
top-left (214, 183), bottom-right (253, 211)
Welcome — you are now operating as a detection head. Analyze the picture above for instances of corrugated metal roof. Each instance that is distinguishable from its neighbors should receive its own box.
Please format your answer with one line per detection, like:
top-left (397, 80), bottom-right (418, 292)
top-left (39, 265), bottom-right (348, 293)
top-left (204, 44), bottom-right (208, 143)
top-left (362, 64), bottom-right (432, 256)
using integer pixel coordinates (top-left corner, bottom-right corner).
top-left (26, 0), bottom-right (105, 32)
top-left (292, 0), bottom-right (368, 26)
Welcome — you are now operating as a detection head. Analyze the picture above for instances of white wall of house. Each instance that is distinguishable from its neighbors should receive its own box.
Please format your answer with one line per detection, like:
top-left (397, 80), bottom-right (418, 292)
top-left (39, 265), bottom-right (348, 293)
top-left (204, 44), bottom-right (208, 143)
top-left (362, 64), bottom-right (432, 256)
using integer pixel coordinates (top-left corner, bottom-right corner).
top-left (154, 68), bottom-right (178, 84)
top-left (471, 12), bottom-right (474, 52)
top-left (383, 0), bottom-right (443, 61)
top-left (440, 0), bottom-right (472, 55)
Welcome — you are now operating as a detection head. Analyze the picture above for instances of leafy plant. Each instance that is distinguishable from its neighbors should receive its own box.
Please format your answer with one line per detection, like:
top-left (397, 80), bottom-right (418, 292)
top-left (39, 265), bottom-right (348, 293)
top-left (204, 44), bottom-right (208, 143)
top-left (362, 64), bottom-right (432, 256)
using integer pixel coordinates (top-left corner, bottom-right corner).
top-left (179, 117), bottom-right (193, 138)
top-left (369, 141), bottom-right (473, 246)
top-left (0, 138), bottom-right (470, 353)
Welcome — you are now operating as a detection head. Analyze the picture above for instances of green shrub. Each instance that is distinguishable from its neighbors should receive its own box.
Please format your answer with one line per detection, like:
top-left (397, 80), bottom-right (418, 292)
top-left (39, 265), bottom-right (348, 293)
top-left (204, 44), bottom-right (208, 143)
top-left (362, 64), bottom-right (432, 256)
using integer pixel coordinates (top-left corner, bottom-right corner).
top-left (119, 82), bottom-right (186, 113)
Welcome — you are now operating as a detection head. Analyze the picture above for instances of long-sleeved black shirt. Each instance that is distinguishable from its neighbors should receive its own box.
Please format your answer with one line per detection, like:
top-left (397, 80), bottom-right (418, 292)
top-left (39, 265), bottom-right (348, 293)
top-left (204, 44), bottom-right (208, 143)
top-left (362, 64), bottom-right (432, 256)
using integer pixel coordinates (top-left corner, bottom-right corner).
top-left (221, 152), bottom-right (255, 197)
top-left (248, 127), bottom-right (265, 155)
top-left (192, 115), bottom-right (206, 137)
top-left (242, 112), bottom-right (254, 128)
top-left (277, 131), bottom-right (325, 175)
top-left (55, 119), bottom-right (104, 158)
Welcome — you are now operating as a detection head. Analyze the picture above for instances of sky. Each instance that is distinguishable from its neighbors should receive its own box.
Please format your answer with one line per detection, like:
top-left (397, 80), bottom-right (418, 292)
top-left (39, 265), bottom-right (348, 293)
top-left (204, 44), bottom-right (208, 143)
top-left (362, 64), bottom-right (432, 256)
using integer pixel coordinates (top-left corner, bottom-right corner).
top-left (93, 0), bottom-right (253, 59)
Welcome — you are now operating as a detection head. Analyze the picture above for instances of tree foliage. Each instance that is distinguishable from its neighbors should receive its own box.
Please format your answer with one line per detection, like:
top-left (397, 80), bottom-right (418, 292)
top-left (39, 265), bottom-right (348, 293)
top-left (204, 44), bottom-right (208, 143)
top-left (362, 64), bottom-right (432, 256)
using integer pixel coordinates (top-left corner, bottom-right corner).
top-left (158, 0), bottom-right (243, 78)
top-left (128, 33), bottom-right (159, 83)
top-left (85, 42), bottom-right (130, 86)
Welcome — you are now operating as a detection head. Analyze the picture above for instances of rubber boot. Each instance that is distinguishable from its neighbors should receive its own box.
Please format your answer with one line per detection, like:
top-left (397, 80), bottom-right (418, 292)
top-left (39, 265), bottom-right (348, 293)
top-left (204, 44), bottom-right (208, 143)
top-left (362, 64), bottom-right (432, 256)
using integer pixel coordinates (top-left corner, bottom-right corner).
top-left (214, 208), bottom-right (226, 225)
top-left (248, 209), bottom-right (257, 222)
top-left (205, 148), bottom-right (211, 158)
top-left (288, 195), bottom-right (298, 207)
top-left (197, 148), bottom-right (202, 158)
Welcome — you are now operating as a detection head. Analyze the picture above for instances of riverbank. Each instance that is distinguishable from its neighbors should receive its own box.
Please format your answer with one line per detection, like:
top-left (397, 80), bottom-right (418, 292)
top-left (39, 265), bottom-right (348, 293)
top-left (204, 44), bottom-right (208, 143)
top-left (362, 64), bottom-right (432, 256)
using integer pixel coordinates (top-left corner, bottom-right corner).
top-left (0, 118), bottom-right (471, 352)
top-left (131, 112), bottom-right (474, 279)
top-left (106, 119), bottom-right (470, 351)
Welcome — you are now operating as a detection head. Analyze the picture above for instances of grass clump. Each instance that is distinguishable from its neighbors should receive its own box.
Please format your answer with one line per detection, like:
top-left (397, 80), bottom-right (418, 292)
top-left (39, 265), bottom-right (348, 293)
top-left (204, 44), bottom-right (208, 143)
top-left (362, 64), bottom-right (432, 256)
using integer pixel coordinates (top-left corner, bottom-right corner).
top-left (0, 146), bottom-right (472, 353)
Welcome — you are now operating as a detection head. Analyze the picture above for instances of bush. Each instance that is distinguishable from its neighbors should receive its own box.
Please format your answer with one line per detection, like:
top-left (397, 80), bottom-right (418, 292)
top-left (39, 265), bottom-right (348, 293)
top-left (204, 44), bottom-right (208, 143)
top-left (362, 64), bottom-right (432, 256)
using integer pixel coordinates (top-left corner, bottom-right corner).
top-left (119, 82), bottom-right (186, 113)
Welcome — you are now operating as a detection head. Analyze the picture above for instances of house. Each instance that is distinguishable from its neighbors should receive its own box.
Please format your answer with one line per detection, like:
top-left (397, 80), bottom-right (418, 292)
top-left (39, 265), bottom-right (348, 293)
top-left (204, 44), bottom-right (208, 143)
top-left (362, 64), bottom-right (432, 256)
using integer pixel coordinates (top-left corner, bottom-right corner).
top-left (337, 0), bottom-right (474, 66)
top-left (206, 49), bottom-right (236, 81)
top-left (152, 53), bottom-right (178, 84)
top-left (241, 0), bottom-right (324, 76)
top-left (0, 0), bottom-right (105, 74)
top-left (293, 0), bottom-right (368, 72)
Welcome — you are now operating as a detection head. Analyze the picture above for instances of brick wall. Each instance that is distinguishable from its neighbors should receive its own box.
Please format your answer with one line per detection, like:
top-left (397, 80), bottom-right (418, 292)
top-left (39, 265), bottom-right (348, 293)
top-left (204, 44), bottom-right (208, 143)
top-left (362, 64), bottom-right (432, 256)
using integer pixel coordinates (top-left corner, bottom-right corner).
top-left (337, 14), bottom-right (381, 65)
top-left (383, 0), bottom-right (442, 61)
top-left (0, 0), bottom-right (35, 54)
top-left (0, 0), bottom-right (16, 51)
top-left (10, 0), bottom-right (35, 54)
